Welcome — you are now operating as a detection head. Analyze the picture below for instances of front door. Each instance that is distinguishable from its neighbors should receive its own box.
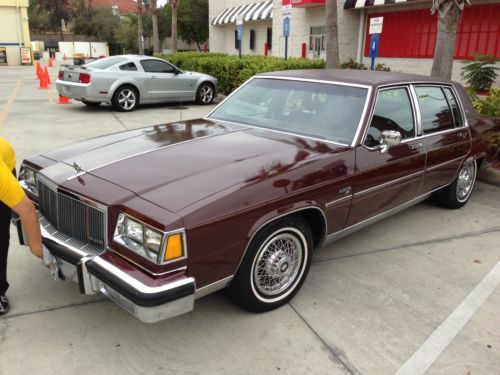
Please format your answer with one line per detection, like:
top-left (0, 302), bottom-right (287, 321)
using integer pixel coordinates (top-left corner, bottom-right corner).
top-left (413, 85), bottom-right (471, 193)
top-left (347, 86), bottom-right (426, 226)
top-left (140, 59), bottom-right (189, 101)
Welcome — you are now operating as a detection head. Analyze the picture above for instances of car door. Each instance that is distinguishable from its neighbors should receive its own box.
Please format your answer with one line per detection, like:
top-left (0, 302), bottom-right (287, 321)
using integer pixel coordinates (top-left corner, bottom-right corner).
top-left (347, 86), bottom-right (426, 226)
top-left (413, 85), bottom-right (471, 193)
top-left (140, 59), bottom-right (189, 101)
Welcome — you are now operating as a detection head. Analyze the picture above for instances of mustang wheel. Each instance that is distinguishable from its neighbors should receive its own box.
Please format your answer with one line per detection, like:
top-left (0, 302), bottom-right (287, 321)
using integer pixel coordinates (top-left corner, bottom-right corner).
top-left (82, 100), bottom-right (101, 107)
top-left (434, 158), bottom-right (477, 209)
top-left (112, 86), bottom-right (138, 112)
top-left (229, 216), bottom-right (313, 312)
top-left (196, 83), bottom-right (215, 105)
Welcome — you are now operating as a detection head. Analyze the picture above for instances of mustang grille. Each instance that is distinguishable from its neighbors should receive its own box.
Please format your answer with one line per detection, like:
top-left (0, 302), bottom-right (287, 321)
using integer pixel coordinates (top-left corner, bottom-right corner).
top-left (37, 176), bottom-right (106, 255)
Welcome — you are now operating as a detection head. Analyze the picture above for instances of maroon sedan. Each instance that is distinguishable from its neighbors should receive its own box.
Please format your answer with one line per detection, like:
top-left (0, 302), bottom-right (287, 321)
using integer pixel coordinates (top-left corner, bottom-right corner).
top-left (15, 70), bottom-right (500, 322)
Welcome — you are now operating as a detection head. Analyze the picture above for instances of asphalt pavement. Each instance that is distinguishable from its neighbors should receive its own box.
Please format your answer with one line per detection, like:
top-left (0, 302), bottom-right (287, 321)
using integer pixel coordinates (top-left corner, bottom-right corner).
top-left (0, 63), bottom-right (499, 375)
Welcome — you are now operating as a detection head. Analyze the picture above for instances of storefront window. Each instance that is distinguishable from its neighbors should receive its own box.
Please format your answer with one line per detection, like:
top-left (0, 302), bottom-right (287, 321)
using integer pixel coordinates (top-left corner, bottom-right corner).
top-left (309, 26), bottom-right (326, 57)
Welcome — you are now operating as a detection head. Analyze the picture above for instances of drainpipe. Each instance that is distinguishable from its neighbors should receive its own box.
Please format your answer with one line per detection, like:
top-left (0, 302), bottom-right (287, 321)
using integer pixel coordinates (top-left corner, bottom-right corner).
top-left (356, 8), bottom-right (366, 63)
top-left (15, 0), bottom-right (22, 48)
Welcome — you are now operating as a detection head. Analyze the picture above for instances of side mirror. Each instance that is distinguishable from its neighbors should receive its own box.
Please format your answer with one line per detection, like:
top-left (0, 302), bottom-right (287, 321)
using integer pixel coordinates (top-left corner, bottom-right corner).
top-left (379, 130), bottom-right (401, 153)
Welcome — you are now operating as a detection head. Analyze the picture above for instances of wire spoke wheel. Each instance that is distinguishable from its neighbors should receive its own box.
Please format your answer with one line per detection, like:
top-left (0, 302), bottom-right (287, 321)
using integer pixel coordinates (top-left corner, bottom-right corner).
top-left (456, 159), bottom-right (476, 202)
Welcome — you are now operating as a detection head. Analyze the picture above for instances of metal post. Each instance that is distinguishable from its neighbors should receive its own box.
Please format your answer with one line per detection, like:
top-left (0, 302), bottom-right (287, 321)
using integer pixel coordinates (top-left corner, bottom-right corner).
top-left (285, 37), bottom-right (288, 60)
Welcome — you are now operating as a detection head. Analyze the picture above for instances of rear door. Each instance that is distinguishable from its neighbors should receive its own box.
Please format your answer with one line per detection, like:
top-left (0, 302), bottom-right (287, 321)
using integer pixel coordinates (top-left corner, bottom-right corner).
top-left (347, 86), bottom-right (426, 226)
top-left (140, 59), bottom-right (189, 101)
top-left (413, 85), bottom-right (471, 193)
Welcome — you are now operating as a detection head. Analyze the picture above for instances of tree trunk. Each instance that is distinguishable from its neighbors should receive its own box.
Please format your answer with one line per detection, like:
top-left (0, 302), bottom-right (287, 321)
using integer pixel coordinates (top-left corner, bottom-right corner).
top-left (325, 0), bottom-right (340, 69)
top-left (430, 4), bottom-right (461, 79)
top-left (137, 0), bottom-right (144, 55)
top-left (151, 0), bottom-right (160, 53)
top-left (172, 0), bottom-right (179, 53)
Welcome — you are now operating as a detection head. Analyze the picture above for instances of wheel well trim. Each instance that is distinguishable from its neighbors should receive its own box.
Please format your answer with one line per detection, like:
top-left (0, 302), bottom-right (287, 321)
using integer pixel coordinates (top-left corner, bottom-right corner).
top-left (111, 82), bottom-right (141, 103)
top-left (196, 80), bottom-right (217, 95)
top-left (234, 205), bottom-right (327, 276)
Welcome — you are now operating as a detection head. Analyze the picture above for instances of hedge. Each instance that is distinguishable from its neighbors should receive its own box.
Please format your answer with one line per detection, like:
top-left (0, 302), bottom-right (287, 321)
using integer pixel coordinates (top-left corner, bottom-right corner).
top-left (155, 52), bottom-right (325, 94)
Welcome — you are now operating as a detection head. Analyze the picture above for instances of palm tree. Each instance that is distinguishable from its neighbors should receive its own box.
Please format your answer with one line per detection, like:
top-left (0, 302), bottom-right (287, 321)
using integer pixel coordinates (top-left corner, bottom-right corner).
top-left (325, 0), bottom-right (340, 69)
top-left (137, 0), bottom-right (145, 54)
top-left (171, 0), bottom-right (179, 53)
top-left (151, 0), bottom-right (160, 53)
top-left (430, 0), bottom-right (470, 79)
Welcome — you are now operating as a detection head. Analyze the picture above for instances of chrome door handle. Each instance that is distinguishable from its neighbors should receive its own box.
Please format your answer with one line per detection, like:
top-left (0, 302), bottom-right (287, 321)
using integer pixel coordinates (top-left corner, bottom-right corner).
top-left (456, 132), bottom-right (467, 139)
top-left (410, 143), bottom-right (423, 151)
top-left (150, 75), bottom-right (158, 79)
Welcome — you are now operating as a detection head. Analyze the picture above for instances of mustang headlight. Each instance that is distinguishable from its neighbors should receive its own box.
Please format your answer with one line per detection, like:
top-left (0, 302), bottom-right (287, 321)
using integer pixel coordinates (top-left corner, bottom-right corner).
top-left (18, 165), bottom-right (38, 197)
top-left (113, 213), bottom-right (185, 264)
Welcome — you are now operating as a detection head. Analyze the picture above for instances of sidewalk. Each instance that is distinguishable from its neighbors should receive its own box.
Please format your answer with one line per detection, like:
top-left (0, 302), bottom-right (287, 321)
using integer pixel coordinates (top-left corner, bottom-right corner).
top-left (478, 161), bottom-right (500, 187)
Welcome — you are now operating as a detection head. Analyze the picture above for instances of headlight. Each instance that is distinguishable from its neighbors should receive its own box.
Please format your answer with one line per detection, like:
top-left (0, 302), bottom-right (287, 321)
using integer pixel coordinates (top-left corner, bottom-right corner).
top-left (113, 213), bottom-right (185, 264)
top-left (18, 165), bottom-right (38, 197)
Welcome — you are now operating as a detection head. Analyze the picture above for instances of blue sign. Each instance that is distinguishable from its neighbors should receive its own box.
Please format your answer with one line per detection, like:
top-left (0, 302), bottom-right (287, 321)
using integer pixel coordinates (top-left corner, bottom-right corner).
top-left (283, 17), bottom-right (290, 38)
top-left (237, 25), bottom-right (243, 41)
top-left (369, 34), bottom-right (380, 58)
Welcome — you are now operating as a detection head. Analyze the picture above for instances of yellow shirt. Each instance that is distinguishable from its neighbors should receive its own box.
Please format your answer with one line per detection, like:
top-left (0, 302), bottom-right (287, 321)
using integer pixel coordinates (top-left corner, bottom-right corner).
top-left (0, 137), bottom-right (24, 208)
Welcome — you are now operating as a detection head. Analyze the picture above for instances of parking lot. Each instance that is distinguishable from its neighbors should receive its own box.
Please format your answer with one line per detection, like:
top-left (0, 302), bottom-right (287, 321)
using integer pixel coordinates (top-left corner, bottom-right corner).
top-left (1, 63), bottom-right (499, 374)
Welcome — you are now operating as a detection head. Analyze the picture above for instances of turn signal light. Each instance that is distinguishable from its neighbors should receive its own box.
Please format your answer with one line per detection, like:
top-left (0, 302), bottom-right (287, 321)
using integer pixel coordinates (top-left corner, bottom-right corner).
top-left (79, 73), bottom-right (91, 84)
top-left (164, 233), bottom-right (183, 261)
top-left (58, 71), bottom-right (63, 80)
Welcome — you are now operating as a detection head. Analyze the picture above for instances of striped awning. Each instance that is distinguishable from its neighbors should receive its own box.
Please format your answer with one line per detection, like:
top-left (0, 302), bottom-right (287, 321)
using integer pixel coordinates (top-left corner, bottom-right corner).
top-left (212, 0), bottom-right (274, 25)
top-left (344, 0), bottom-right (419, 9)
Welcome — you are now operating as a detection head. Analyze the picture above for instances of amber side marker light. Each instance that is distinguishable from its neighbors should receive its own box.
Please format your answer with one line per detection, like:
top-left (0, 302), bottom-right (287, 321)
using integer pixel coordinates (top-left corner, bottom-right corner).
top-left (164, 233), bottom-right (183, 261)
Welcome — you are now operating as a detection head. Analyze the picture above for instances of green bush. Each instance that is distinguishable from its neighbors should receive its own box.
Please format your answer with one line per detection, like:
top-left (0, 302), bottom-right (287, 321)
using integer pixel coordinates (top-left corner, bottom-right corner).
top-left (155, 52), bottom-right (325, 94)
top-left (462, 54), bottom-right (499, 92)
top-left (468, 87), bottom-right (500, 117)
top-left (340, 58), bottom-right (367, 70)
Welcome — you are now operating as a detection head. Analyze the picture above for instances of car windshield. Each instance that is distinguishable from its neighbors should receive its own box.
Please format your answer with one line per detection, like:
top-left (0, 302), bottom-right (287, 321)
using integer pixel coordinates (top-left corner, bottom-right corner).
top-left (85, 56), bottom-right (128, 69)
top-left (208, 78), bottom-right (368, 144)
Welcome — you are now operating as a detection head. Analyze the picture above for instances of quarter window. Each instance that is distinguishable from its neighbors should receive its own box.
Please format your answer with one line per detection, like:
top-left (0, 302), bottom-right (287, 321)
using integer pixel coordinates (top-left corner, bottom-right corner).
top-left (415, 86), bottom-right (455, 134)
top-left (365, 88), bottom-right (415, 147)
top-left (119, 62), bottom-right (138, 71)
top-left (443, 88), bottom-right (463, 127)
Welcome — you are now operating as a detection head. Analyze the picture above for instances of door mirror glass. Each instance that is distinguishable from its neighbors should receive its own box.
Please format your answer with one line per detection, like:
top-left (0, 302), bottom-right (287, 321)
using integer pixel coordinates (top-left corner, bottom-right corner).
top-left (379, 130), bottom-right (401, 153)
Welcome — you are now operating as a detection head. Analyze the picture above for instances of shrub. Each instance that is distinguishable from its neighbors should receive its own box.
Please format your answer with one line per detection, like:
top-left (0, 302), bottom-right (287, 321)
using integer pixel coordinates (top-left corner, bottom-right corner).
top-left (462, 54), bottom-right (499, 92)
top-left (155, 52), bottom-right (325, 94)
top-left (340, 58), bottom-right (367, 70)
top-left (468, 87), bottom-right (500, 117)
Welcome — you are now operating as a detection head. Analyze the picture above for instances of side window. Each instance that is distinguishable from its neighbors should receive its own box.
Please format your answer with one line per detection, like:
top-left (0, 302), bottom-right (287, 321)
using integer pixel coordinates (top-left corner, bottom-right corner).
top-left (415, 87), bottom-right (454, 134)
top-left (119, 62), bottom-right (137, 71)
top-left (365, 88), bottom-right (415, 147)
top-left (443, 88), bottom-right (463, 127)
top-left (140, 60), bottom-right (175, 73)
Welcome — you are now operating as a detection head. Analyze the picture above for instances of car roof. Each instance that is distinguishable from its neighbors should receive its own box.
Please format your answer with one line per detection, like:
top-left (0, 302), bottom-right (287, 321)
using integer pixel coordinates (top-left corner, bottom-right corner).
top-left (256, 69), bottom-right (453, 88)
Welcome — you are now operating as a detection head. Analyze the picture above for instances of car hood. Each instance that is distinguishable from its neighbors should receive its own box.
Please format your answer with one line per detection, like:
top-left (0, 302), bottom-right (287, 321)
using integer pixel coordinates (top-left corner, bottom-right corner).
top-left (41, 119), bottom-right (348, 213)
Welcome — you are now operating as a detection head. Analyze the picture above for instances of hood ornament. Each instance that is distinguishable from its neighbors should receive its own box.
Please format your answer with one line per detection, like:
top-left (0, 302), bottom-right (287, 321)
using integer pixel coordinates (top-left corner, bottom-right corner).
top-left (67, 161), bottom-right (86, 181)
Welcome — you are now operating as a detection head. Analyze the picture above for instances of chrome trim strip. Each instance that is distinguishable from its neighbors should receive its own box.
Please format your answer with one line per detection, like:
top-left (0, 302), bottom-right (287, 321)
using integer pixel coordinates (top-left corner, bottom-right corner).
top-left (426, 155), bottom-right (466, 172)
top-left (408, 84), bottom-right (423, 136)
top-left (195, 276), bottom-right (234, 299)
top-left (107, 249), bottom-right (188, 277)
top-left (354, 170), bottom-right (424, 197)
top-left (91, 256), bottom-right (195, 295)
top-left (39, 216), bottom-right (88, 258)
top-left (252, 75), bottom-right (372, 90)
top-left (322, 185), bottom-right (447, 246)
top-left (325, 195), bottom-right (353, 208)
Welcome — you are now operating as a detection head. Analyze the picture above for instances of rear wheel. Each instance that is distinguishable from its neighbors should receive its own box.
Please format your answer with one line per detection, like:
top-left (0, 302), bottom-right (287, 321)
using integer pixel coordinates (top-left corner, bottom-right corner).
top-left (82, 100), bottom-right (100, 107)
top-left (229, 216), bottom-right (313, 312)
top-left (434, 158), bottom-right (477, 209)
top-left (196, 83), bottom-right (215, 105)
top-left (112, 86), bottom-right (138, 112)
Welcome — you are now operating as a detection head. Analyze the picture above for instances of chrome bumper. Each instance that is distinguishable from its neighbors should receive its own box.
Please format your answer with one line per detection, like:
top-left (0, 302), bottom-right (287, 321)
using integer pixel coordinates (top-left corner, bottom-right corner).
top-left (12, 215), bottom-right (195, 323)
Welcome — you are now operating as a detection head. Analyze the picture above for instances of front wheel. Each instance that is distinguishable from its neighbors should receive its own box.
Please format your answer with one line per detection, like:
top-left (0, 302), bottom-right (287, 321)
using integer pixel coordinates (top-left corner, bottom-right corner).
top-left (112, 86), bottom-right (138, 112)
top-left (434, 158), bottom-right (477, 209)
top-left (229, 216), bottom-right (313, 312)
top-left (195, 83), bottom-right (215, 105)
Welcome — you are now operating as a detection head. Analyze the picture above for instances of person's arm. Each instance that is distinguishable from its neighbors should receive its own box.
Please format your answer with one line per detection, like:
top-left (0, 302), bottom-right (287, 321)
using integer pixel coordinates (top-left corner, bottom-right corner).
top-left (11, 195), bottom-right (43, 259)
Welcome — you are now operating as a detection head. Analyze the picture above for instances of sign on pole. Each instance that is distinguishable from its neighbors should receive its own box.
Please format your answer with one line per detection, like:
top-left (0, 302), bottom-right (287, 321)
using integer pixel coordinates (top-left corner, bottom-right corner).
top-left (282, 4), bottom-right (292, 17)
top-left (236, 14), bottom-right (243, 59)
top-left (369, 17), bottom-right (383, 35)
top-left (282, 4), bottom-right (292, 60)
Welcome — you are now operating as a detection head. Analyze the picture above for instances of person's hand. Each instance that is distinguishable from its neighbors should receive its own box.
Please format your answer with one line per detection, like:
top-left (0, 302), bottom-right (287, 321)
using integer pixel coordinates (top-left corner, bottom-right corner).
top-left (30, 244), bottom-right (43, 259)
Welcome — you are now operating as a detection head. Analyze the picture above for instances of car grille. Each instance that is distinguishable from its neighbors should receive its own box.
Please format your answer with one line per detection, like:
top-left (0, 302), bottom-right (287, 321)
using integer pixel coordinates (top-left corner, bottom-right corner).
top-left (37, 175), bottom-right (106, 255)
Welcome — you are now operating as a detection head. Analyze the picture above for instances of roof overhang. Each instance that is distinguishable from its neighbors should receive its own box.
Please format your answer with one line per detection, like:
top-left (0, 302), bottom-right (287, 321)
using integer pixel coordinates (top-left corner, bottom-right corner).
top-left (211, 0), bottom-right (274, 26)
top-left (344, 0), bottom-right (425, 9)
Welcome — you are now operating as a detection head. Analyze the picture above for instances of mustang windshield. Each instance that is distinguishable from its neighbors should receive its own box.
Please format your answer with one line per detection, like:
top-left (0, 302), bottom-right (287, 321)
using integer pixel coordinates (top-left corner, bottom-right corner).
top-left (209, 78), bottom-right (368, 144)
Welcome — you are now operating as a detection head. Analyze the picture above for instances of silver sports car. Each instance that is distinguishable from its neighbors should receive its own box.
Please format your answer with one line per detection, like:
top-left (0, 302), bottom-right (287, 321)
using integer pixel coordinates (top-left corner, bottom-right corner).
top-left (55, 55), bottom-right (218, 111)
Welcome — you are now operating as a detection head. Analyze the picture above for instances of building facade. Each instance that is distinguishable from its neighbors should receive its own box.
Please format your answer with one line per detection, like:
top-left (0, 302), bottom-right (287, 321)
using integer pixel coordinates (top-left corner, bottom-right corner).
top-left (0, 0), bottom-right (31, 65)
top-left (209, 0), bottom-right (500, 82)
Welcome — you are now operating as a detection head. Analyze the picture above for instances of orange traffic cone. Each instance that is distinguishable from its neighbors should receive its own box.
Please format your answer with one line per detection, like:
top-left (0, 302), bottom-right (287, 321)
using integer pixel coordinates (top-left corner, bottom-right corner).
top-left (39, 72), bottom-right (49, 89)
top-left (56, 95), bottom-right (71, 104)
top-left (43, 67), bottom-right (51, 85)
top-left (36, 61), bottom-right (42, 79)
top-left (48, 58), bottom-right (53, 67)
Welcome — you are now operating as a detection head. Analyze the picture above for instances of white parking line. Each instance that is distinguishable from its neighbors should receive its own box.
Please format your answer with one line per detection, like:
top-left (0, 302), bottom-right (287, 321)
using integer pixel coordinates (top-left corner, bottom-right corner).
top-left (396, 261), bottom-right (500, 375)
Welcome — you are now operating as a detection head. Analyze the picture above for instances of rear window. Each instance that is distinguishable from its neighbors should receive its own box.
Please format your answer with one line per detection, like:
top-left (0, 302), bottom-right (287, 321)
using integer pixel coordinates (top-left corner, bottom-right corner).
top-left (85, 56), bottom-right (128, 70)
